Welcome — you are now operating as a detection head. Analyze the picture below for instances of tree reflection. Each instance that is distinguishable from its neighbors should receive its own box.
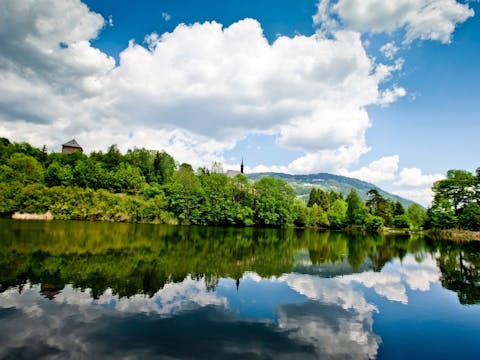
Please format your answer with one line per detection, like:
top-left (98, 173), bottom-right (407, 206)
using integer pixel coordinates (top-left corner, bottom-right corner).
top-left (1, 219), bottom-right (479, 303)
top-left (433, 241), bottom-right (480, 304)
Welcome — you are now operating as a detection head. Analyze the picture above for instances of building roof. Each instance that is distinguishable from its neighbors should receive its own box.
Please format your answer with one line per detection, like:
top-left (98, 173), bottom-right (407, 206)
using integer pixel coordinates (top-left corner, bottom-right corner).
top-left (62, 139), bottom-right (82, 148)
top-left (225, 170), bottom-right (242, 178)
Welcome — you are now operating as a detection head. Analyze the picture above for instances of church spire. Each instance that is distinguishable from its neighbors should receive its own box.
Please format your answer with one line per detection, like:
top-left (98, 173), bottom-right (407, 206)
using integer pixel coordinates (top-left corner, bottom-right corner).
top-left (240, 158), bottom-right (244, 174)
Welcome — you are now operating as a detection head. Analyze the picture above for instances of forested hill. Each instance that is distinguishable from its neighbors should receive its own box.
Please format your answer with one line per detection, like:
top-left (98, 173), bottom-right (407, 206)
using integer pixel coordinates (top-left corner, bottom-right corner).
top-left (247, 172), bottom-right (415, 208)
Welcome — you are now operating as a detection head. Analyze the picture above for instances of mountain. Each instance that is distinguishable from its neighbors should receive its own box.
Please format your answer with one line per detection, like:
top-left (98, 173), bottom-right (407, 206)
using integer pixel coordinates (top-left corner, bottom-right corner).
top-left (246, 172), bottom-right (415, 208)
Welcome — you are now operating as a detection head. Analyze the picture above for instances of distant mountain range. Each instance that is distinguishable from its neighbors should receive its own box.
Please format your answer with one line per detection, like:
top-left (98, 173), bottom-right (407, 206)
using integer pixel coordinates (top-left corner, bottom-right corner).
top-left (247, 172), bottom-right (415, 208)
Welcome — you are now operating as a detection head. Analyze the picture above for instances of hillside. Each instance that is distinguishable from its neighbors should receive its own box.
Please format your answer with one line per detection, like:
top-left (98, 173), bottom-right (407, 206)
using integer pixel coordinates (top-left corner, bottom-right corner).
top-left (247, 172), bottom-right (415, 208)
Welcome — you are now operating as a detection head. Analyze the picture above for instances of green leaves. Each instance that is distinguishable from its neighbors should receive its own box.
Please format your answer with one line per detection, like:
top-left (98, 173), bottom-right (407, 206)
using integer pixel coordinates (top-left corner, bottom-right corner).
top-left (427, 168), bottom-right (480, 229)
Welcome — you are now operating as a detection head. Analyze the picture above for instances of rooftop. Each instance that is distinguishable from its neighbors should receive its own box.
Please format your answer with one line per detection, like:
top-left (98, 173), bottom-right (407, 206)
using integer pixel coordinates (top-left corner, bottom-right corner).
top-left (62, 139), bottom-right (82, 148)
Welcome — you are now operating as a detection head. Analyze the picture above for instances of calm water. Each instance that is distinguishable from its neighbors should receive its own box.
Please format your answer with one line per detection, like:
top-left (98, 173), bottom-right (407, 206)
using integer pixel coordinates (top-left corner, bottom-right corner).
top-left (1, 219), bottom-right (480, 359)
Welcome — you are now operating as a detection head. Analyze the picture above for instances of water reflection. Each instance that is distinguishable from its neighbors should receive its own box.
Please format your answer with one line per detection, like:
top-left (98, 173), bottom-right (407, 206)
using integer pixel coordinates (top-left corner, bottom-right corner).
top-left (1, 219), bottom-right (480, 359)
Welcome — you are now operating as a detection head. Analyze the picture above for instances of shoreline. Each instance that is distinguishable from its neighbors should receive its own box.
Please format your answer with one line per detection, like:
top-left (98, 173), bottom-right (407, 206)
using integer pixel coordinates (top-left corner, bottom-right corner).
top-left (6, 214), bottom-right (480, 241)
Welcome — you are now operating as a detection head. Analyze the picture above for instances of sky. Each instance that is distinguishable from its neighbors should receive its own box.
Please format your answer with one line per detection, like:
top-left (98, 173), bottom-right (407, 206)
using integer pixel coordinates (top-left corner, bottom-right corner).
top-left (0, 0), bottom-right (478, 206)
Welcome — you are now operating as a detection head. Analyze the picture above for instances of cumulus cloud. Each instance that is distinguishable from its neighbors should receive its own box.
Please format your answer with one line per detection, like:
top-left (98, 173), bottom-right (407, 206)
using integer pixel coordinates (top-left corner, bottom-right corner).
top-left (394, 188), bottom-right (436, 207)
top-left (315, 0), bottom-right (474, 43)
top-left (0, 0), bottom-right (469, 188)
top-left (342, 155), bottom-right (400, 183)
top-left (377, 86), bottom-right (407, 106)
top-left (392, 167), bottom-right (445, 206)
top-left (395, 167), bottom-right (444, 187)
top-left (0, 0), bottom-right (404, 173)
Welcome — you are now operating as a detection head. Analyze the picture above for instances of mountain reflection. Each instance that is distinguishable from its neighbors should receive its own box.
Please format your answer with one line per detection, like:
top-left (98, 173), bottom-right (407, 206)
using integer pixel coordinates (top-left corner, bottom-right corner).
top-left (1, 219), bottom-right (480, 359)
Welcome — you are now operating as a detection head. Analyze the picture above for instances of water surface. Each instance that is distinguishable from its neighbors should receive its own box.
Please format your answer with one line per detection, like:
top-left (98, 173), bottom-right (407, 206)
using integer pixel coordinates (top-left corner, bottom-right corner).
top-left (1, 219), bottom-right (479, 359)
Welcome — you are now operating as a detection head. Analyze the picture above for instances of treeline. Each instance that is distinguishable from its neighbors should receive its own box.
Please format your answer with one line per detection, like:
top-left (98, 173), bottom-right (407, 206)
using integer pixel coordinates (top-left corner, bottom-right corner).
top-left (0, 137), bottom-right (424, 231)
top-left (0, 138), bottom-right (296, 226)
top-left (301, 187), bottom-right (426, 231)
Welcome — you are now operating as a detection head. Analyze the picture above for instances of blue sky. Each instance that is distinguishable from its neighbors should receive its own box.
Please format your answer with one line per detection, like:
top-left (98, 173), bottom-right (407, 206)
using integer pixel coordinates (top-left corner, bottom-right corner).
top-left (0, 0), bottom-right (478, 205)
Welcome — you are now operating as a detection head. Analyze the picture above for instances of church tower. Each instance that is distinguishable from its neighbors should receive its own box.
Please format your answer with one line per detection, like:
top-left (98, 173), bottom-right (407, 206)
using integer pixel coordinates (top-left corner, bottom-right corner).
top-left (240, 158), bottom-right (244, 174)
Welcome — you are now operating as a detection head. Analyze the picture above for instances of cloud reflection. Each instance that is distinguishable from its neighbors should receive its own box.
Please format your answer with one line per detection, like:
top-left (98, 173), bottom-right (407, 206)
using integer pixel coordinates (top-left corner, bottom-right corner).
top-left (0, 254), bottom-right (441, 359)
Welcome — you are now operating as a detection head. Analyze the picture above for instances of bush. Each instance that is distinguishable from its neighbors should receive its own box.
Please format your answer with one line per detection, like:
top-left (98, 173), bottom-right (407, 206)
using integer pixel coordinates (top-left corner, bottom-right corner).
top-left (392, 214), bottom-right (410, 229)
top-left (459, 203), bottom-right (480, 231)
top-left (365, 214), bottom-right (384, 232)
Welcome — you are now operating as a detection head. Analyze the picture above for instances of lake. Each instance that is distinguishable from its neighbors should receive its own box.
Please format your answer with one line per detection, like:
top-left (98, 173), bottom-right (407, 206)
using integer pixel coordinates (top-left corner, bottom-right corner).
top-left (1, 219), bottom-right (479, 359)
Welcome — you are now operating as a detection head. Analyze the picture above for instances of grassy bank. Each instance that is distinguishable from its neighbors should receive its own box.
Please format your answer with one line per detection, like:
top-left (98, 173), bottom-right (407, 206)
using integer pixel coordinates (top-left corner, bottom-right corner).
top-left (426, 228), bottom-right (480, 242)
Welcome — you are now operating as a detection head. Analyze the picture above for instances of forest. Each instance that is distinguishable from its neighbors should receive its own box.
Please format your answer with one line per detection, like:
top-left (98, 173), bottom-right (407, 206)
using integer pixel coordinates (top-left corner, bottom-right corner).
top-left (0, 137), bottom-right (479, 231)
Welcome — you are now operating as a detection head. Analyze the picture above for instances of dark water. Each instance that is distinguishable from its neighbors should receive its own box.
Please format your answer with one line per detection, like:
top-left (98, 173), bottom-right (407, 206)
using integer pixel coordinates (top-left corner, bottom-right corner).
top-left (1, 219), bottom-right (480, 359)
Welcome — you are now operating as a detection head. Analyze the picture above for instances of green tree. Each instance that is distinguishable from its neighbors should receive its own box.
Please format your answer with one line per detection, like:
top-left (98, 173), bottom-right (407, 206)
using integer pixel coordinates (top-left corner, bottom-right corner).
top-left (113, 163), bottom-right (146, 194)
top-left (346, 188), bottom-right (367, 226)
top-left (327, 199), bottom-right (347, 229)
top-left (166, 163), bottom-right (203, 224)
top-left (153, 151), bottom-right (175, 185)
top-left (392, 214), bottom-right (410, 229)
top-left (124, 148), bottom-right (155, 182)
top-left (458, 203), bottom-right (480, 231)
top-left (432, 170), bottom-right (476, 217)
top-left (393, 201), bottom-right (405, 216)
top-left (407, 204), bottom-right (426, 230)
top-left (474, 167), bottom-right (480, 205)
top-left (254, 177), bottom-right (296, 226)
top-left (426, 198), bottom-right (457, 229)
top-left (365, 214), bottom-right (384, 232)
top-left (7, 153), bottom-right (44, 185)
top-left (45, 162), bottom-right (73, 187)
top-left (73, 159), bottom-right (110, 190)
top-left (307, 188), bottom-right (330, 211)
top-left (366, 189), bottom-right (393, 226)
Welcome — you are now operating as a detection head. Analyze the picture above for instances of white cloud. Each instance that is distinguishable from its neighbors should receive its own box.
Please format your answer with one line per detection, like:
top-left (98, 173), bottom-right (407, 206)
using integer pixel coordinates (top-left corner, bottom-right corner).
top-left (377, 86), bottom-right (407, 106)
top-left (317, 0), bottom-right (474, 43)
top-left (0, 1), bottom-right (404, 173)
top-left (392, 167), bottom-right (445, 206)
top-left (394, 188), bottom-right (435, 207)
top-left (162, 12), bottom-right (171, 21)
top-left (342, 155), bottom-right (400, 183)
top-left (380, 41), bottom-right (399, 60)
top-left (0, 0), bottom-right (465, 195)
top-left (395, 167), bottom-right (444, 187)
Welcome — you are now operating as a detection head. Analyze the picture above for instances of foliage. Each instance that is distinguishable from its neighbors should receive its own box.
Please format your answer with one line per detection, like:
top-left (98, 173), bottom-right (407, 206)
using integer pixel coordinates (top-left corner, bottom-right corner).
top-left (254, 177), bottom-right (296, 226)
top-left (0, 137), bottom-right (438, 231)
top-left (432, 170), bottom-right (476, 216)
top-left (366, 189), bottom-right (393, 226)
top-left (392, 215), bottom-right (410, 229)
top-left (294, 203), bottom-right (329, 228)
top-left (427, 167), bottom-right (480, 230)
top-left (458, 203), bottom-right (480, 231)
top-left (393, 201), bottom-right (405, 216)
top-left (407, 204), bottom-right (426, 230)
top-left (45, 162), bottom-right (73, 187)
top-left (426, 199), bottom-right (458, 229)
top-left (7, 153), bottom-right (44, 185)
top-left (308, 188), bottom-right (330, 211)
top-left (327, 199), bottom-right (347, 229)
top-left (365, 214), bottom-right (385, 232)
top-left (346, 188), bottom-right (368, 226)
